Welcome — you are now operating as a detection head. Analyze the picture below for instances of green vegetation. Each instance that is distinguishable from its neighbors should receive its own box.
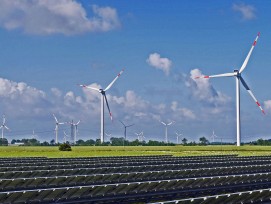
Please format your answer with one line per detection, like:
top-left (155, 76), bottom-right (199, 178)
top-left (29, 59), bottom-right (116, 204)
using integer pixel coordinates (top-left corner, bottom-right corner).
top-left (59, 143), bottom-right (72, 151)
top-left (1, 145), bottom-right (271, 158)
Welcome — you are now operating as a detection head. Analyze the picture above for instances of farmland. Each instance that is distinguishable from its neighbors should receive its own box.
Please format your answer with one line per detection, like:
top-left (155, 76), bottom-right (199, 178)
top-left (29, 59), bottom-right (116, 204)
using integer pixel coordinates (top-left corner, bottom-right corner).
top-left (1, 145), bottom-right (271, 157)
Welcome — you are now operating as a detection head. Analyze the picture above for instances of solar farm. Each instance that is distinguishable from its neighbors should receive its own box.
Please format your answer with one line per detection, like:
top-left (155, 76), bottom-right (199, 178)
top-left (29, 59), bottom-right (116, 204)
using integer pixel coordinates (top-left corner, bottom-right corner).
top-left (2, 154), bottom-right (271, 203)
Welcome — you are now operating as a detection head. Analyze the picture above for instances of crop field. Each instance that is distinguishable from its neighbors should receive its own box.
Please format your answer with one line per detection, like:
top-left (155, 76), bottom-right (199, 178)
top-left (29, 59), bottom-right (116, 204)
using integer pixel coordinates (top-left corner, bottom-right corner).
top-left (1, 145), bottom-right (271, 157)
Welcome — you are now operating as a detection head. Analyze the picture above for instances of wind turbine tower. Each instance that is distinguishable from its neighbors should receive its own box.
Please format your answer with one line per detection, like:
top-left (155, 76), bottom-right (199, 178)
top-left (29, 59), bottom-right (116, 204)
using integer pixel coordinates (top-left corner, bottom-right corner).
top-left (160, 121), bottom-right (174, 143)
top-left (53, 114), bottom-right (65, 144)
top-left (79, 69), bottom-right (124, 143)
top-left (195, 33), bottom-right (265, 146)
top-left (0, 115), bottom-right (10, 139)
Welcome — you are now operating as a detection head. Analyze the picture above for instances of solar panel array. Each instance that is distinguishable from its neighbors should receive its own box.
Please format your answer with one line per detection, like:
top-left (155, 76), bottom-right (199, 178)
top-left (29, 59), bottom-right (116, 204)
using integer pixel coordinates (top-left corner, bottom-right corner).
top-left (1, 155), bottom-right (271, 203)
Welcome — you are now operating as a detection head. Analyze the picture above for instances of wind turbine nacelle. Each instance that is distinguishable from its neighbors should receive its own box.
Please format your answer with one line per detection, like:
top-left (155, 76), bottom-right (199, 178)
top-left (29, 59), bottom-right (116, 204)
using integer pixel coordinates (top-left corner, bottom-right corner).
top-left (233, 70), bottom-right (239, 76)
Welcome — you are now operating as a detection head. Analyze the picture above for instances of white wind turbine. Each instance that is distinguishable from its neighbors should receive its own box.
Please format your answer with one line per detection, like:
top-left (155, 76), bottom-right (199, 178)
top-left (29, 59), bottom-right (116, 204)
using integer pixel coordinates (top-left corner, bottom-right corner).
top-left (135, 131), bottom-right (144, 142)
top-left (63, 131), bottom-right (70, 143)
top-left (105, 132), bottom-right (111, 142)
top-left (195, 33), bottom-right (265, 146)
top-left (175, 132), bottom-right (182, 144)
top-left (69, 120), bottom-right (80, 144)
top-left (160, 120), bottom-right (174, 143)
top-left (1, 115), bottom-right (10, 139)
top-left (53, 114), bottom-right (65, 144)
top-left (210, 130), bottom-right (218, 143)
top-left (79, 69), bottom-right (124, 143)
top-left (32, 130), bottom-right (37, 140)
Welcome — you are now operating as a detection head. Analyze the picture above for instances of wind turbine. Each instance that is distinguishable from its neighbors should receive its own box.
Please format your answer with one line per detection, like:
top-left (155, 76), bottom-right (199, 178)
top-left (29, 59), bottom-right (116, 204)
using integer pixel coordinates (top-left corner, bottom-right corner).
top-left (135, 131), bottom-right (144, 142)
top-left (160, 120), bottom-right (174, 143)
top-left (63, 131), bottom-right (70, 143)
top-left (32, 130), bottom-right (37, 140)
top-left (0, 115), bottom-right (10, 139)
top-left (79, 69), bottom-right (124, 143)
top-left (210, 130), bottom-right (218, 143)
top-left (53, 114), bottom-right (65, 144)
top-left (195, 32), bottom-right (265, 146)
top-left (105, 132), bottom-right (112, 142)
top-left (175, 132), bottom-right (182, 144)
top-left (69, 120), bottom-right (80, 144)
top-left (119, 120), bottom-right (134, 141)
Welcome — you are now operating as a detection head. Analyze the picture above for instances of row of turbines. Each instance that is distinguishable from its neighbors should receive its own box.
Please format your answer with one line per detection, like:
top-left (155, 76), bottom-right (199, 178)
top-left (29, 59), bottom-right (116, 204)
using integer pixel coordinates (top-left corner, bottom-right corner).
top-left (53, 114), bottom-right (80, 144)
top-left (1, 112), bottom-right (219, 144)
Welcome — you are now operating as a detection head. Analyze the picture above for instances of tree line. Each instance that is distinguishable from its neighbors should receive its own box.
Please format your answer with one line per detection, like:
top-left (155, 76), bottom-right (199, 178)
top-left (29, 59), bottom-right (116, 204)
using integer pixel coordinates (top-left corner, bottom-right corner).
top-left (0, 136), bottom-right (215, 146)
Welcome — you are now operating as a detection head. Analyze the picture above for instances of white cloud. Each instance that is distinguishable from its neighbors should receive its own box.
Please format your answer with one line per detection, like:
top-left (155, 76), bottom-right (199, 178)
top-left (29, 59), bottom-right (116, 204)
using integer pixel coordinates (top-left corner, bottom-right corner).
top-left (187, 69), bottom-right (231, 107)
top-left (264, 100), bottom-right (271, 113)
top-left (171, 101), bottom-right (196, 119)
top-left (0, 0), bottom-right (121, 35)
top-left (232, 3), bottom-right (256, 20)
top-left (147, 53), bottom-right (172, 76)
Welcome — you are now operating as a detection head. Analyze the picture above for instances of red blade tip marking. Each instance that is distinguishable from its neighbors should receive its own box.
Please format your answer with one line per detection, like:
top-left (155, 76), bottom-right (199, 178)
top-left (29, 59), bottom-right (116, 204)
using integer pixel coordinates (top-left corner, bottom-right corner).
top-left (204, 76), bottom-right (210, 78)
top-left (256, 102), bottom-right (260, 106)
top-left (258, 32), bottom-right (260, 36)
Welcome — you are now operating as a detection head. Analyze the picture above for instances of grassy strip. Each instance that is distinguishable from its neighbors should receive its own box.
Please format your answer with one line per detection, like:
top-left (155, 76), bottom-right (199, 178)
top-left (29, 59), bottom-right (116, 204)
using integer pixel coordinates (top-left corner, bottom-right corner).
top-left (0, 145), bottom-right (271, 157)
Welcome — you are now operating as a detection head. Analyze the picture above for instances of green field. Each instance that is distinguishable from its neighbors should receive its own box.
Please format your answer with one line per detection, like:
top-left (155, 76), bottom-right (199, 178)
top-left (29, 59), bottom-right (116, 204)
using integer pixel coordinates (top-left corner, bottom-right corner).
top-left (1, 145), bottom-right (271, 157)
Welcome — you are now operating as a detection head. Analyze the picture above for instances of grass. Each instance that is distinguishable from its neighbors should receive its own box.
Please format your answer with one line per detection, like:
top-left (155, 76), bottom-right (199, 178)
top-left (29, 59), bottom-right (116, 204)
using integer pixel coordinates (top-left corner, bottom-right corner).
top-left (1, 145), bottom-right (271, 157)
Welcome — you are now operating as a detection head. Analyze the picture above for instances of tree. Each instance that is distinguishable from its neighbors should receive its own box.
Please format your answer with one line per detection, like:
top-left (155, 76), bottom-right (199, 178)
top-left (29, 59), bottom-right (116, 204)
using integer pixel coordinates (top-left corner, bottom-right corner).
top-left (50, 139), bottom-right (55, 146)
top-left (59, 143), bottom-right (72, 151)
top-left (182, 138), bottom-right (188, 145)
top-left (0, 138), bottom-right (8, 146)
top-left (199, 137), bottom-right (209, 146)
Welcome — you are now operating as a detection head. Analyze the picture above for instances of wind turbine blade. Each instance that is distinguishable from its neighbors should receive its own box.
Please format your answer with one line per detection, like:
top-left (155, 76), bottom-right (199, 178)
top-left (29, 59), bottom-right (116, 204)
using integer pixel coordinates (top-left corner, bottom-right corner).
top-left (104, 94), bottom-right (113, 121)
top-left (119, 120), bottom-right (125, 126)
top-left (78, 84), bottom-right (100, 92)
top-left (104, 69), bottom-right (125, 92)
top-left (167, 121), bottom-right (174, 126)
top-left (160, 121), bottom-right (166, 126)
top-left (4, 125), bottom-right (10, 131)
top-left (58, 122), bottom-right (65, 125)
top-left (53, 114), bottom-right (58, 123)
top-left (194, 73), bottom-right (235, 79)
top-left (127, 124), bottom-right (134, 128)
top-left (239, 32), bottom-right (260, 73)
top-left (240, 76), bottom-right (265, 114)
top-left (76, 120), bottom-right (80, 125)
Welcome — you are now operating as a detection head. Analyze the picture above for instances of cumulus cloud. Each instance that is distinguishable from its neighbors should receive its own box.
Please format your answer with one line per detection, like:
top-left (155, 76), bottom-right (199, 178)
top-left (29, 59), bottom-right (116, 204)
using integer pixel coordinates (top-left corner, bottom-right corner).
top-left (264, 100), bottom-right (271, 113)
top-left (232, 3), bottom-right (256, 20)
top-left (147, 53), bottom-right (172, 76)
top-left (0, 0), bottom-right (121, 35)
top-left (0, 76), bottom-right (200, 141)
top-left (171, 101), bottom-right (196, 119)
top-left (186, 69), bottom-right (231, 107)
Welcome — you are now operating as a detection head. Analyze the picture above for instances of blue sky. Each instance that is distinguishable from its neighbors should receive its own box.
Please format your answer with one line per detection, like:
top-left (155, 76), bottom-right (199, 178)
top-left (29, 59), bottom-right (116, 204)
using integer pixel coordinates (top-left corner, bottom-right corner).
top-left (0, 0), bottom-right (270, 143)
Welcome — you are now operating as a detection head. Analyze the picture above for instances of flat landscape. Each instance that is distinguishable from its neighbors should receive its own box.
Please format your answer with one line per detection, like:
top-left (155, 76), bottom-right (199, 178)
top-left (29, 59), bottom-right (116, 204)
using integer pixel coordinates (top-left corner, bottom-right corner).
top-left (2, 145), bottom-right (271, 157)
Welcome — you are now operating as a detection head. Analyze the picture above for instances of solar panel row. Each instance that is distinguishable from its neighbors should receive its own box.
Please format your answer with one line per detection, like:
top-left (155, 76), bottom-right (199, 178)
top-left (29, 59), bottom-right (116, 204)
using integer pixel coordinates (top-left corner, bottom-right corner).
top-left (1, 155), bottom-right (271, 203)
